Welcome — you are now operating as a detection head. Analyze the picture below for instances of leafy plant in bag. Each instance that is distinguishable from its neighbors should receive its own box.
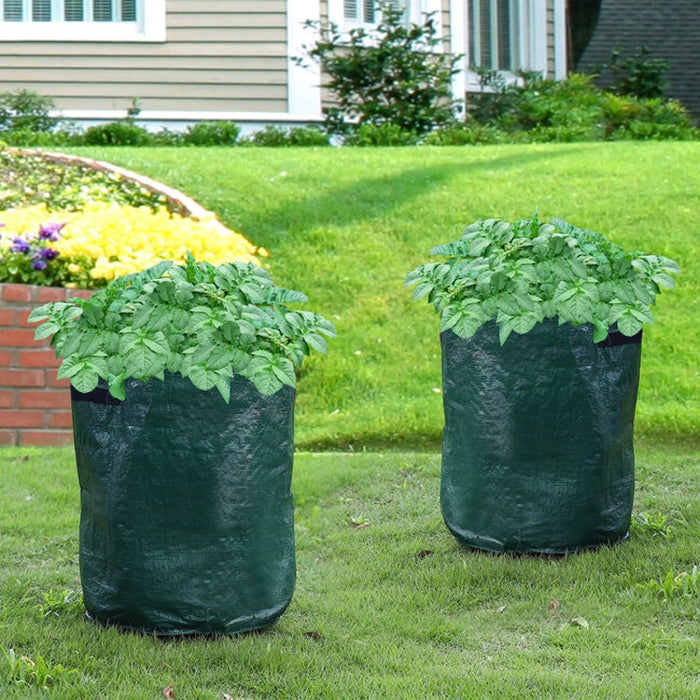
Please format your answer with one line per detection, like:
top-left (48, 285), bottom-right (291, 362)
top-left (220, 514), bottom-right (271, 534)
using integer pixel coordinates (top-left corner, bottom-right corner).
top-left (29, 254), bottom-right (336, 401)
top-left (405, 214), bottom-right (679, 344)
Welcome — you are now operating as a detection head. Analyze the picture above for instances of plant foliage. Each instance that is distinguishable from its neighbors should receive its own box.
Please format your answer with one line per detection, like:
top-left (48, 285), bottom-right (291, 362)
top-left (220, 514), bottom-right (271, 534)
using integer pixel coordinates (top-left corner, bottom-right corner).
top-left (29, 255), bottom-right (336, 401)
top-left (599, 46), bottom-right (670, 100)
top-left (405, 214), bottom-right (680, 344)
top-left (0, 89), bottom-right (57, 133)
top-left (296, 2), bottom-right (462, 136)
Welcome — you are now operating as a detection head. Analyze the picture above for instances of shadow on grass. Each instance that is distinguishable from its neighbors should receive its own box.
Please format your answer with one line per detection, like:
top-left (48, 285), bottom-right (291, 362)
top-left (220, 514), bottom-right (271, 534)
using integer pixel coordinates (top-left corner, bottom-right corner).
top-left (230, 146), bottom-right (579, 245)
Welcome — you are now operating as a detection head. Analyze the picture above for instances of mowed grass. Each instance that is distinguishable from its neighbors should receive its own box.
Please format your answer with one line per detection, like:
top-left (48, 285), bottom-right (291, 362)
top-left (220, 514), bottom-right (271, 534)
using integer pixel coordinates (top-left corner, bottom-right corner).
top-left (69, 142), bottom-right (700, 451)
top-left (0, 443), bottom-right (698, 698)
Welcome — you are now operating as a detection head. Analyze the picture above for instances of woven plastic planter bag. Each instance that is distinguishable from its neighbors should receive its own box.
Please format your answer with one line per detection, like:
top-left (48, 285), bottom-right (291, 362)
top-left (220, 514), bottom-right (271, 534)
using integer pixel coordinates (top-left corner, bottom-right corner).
top-left (71, 372), bottom-right (296, 635)
top-left (440, 319), bottom-right (642, 554)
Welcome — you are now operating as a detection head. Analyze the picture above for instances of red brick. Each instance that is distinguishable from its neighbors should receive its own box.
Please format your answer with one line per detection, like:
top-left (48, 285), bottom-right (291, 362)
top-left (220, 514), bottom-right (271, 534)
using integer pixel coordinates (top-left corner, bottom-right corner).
top-left (18, 309), bottom-right (53, 328)
top-left (0, 369), bottom-right (45, 387)
top-left (0, 410), bottom-right (45, 428)
top-left (19, 390), bottom-right (71, 409)
top-left (0, 430), bottom-right (17, 446)
top-left (0, 350), bottom-right (13, 367)
top-left (46, 370), bottom-right (70, 388)
top-left (70, 289), bottom-right (94, 300)
top-left (0, 391), bottom-right (14, 408)
top-left (0, 329), bottom-right (45, 348)
top-left (0, 309), bottom-right (15, 325)
top-left (18, 349), bottom-right (60, 368)
top-left (1, 284), bottom-right (33, 303)
top-left (36, 287), bottom-right (69, 303)
top-left (49, 411), bottom-right (73, 428)
top-left (21, 430), bottom-right (73, 447)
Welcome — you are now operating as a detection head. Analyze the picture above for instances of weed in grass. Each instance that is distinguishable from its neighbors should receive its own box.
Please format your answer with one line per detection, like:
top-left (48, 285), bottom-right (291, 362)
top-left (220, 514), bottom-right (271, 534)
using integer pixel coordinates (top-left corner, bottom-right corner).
top-left (37, 588), bottom-right (83, 619)
top-left (631, 511), bottom-right (673, 538)
top-left (1, 646), bottom-right (77, 690)
top-left (641, 565), bottom-right (700, 600)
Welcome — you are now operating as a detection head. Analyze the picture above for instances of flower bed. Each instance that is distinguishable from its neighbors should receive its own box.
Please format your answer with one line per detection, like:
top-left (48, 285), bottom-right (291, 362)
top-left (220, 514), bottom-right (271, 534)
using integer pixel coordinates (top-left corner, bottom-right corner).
top-left (1, 149), bottom-right (267, 445)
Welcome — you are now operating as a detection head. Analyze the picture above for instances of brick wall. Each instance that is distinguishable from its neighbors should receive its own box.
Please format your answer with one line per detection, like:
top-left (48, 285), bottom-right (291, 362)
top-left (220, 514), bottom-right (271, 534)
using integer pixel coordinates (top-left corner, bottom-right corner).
top-left (0, 283), bottom-right (93, 447)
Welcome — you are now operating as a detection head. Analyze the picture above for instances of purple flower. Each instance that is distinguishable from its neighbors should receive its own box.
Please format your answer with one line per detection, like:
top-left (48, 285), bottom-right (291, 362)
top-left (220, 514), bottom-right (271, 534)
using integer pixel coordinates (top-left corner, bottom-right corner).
top-left (39, 247), bottom-right (59, 261)
top-left (32, 259), bottom-right (47, 271)
top-left (10, 237), bottom-right (31, 254)
top-left (39, 222), bottom-right (67, 241)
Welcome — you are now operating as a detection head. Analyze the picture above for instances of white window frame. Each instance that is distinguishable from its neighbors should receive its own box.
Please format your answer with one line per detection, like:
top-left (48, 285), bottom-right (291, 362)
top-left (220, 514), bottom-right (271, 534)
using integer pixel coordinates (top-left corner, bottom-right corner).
top-left (465, 0), bottom-right (547, 90)
top-left (329, 1), bottom-right (443, 39)
top-left (0, 0), bottom-right (165, 42)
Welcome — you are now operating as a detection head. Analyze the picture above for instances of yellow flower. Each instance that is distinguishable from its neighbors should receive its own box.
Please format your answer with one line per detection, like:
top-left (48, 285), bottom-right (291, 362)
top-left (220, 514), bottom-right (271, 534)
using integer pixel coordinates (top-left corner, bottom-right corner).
top-left (0, 202), bottom-right (266, 283)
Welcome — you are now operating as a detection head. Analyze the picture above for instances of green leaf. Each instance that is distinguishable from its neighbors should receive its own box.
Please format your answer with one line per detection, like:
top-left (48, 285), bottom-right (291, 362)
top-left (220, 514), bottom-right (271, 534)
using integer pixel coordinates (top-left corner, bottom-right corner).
top-left (33, 321), bottom-right (60, 341)
top-left (58, 358), bottom-right (100, 394)
top-left (412, 281), bottom-right (434, 302)
top-left (615, 310), bottom-right (644, 337)
top-left (592, 319), bottom-right (609, 343)
top-left (651, 272), bottom-right (676, 289)
top-left (304, 332), bottom-right (328, 354)
top-left (108, 373), bottom-right (127, 401)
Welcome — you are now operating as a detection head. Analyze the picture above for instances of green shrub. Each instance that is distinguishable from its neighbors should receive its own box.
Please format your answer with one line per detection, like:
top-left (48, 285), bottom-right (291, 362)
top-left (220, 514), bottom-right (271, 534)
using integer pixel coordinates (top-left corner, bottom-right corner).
top-left (243, 125), bottom-right (330, 147)
top-left (466, 72), bottom-right (698, 143)
top-left (600, 46), bottom-right (670, 99)
top-left (183, 120), bottom-right (241, 146)
top-left (297, 2), bottom-right (461, 136)
top-left (286, 126), bottom-right (330, 147)
top-left (345, 122), bottom-right (418, 146)
top-left (83, 121), bottom-right (151, 146)
top-left (603, 95), bottom-right (698, 140)
top-left (0, 89), bottom-right (57, 133)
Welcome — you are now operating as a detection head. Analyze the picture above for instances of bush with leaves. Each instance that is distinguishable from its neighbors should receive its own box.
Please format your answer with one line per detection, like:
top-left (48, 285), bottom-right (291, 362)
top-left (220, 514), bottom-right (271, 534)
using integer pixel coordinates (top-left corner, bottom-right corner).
top-left (242, 124), bottom-right (330, 147)
top-left (29, 255), bottom-right (337, 401)
top-left (598, 46), bottom-right (670, 100)
top-left (465, 71), bottom-right (697, 142)
top-left (183, 120), bottom-right (241, 146)
top-left (0, 89), bottom-right (57, 133)
top-left (296, 2), bottom-right (462, 137)
top-left (405, 214), bottom-right (679, 345)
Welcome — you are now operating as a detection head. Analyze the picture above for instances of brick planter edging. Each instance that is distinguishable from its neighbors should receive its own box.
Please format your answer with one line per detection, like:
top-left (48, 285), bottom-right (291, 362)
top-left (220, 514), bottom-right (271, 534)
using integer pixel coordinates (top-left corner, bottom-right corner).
top-left (0, 283), bottom-right (93, 447)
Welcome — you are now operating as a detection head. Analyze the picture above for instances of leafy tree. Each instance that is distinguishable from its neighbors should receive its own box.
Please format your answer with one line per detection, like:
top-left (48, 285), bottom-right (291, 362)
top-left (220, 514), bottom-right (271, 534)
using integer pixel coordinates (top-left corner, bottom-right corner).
top-left (296, 2), bottom-right (462, 137)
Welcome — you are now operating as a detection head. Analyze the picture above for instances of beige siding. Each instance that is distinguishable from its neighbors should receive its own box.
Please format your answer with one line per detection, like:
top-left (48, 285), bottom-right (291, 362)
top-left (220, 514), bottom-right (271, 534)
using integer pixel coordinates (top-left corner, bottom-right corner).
top-left (0, 0), bottom-right (290, 115)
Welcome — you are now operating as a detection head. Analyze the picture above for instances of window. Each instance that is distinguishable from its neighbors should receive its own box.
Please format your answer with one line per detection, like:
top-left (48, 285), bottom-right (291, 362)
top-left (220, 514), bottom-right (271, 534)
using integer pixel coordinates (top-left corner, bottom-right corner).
top-left (343, 0), bottom-right (402, 26)
top-left (469, 0), bottom-right (520, 71)
top-left (0, 0), bottom-right (164, 41)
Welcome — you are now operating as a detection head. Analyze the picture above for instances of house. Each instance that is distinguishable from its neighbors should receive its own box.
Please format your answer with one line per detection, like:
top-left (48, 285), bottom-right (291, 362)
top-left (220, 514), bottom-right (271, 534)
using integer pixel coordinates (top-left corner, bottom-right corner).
top-left (0, 1), bottom-right (568, 131)
top-left (574, 1), bottom-right (700, 120)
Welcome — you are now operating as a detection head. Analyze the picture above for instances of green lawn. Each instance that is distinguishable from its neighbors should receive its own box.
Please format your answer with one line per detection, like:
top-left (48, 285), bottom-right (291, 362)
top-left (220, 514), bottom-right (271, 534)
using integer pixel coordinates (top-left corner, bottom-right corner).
top-left (0, 443), bottom-right (698, 698)
top-left (2, 142), bottom-right (699, 696)
top-left (69, 142), bottom-right (700, 451)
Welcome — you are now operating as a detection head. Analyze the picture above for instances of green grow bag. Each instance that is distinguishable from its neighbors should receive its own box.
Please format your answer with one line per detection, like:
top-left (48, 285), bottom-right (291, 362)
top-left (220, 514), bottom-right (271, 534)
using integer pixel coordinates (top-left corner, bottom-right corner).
top-left (71, 372), bottom-right (296, 635)
top-left (440, 319), bottom-right (642, 554)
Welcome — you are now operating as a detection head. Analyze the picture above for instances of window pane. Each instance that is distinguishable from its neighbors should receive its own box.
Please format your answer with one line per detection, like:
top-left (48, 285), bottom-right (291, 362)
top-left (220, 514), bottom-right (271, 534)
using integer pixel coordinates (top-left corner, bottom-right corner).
top-left (121, 0), bottom-right (136, 21)
top-left (65, 0), bottom-right (84, 21)
top-left (32, 0), bottom-right (52, 21)
top-left (479, 0), bottom-right (493, 69)
top-left (497, 0), bottom-right (511, 69)
top-left (93, 0), bottom-right (113, 21)
top-left (363, 0), bottom-right (375, 23)
top-left (344, 0), bottom-right (358, 20)
top-left (3, 0), bottom-right (23, 21)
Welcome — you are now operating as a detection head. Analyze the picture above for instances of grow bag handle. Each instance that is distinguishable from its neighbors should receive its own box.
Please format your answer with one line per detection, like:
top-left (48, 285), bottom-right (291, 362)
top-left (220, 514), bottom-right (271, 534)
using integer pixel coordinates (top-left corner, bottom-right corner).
top-left (70, 385), bottom-right (123, 405)
top-left (596, 329), bottom-right (643, 348)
